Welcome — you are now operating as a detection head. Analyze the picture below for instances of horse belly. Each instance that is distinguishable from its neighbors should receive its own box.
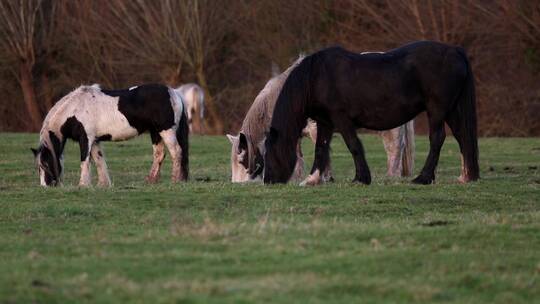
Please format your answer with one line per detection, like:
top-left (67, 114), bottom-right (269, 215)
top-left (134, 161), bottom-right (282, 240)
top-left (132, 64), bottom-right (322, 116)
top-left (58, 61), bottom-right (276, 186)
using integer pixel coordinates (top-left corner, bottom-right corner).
top-left (351, 96), bottom-right (424, 131)
top-left (96, 111), bottom-right (139, 141)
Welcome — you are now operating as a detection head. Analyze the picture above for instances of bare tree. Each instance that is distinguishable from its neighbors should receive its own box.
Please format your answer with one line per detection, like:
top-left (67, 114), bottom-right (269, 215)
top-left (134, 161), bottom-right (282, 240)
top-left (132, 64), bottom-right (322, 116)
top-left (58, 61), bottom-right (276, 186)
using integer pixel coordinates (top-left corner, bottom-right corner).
top-left (0, 0), bottom-right (61, 131)
top-left (72, 0), bottom-right (230, 134)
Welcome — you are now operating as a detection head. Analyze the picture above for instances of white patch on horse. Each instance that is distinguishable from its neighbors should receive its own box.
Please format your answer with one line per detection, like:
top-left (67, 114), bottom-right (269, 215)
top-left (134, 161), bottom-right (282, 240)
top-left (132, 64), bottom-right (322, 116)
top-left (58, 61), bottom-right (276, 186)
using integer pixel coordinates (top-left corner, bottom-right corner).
top-left (129, 86), bottom-right (138, 90)
top-left (360, 51), bottom-right (385, 55)
top-left (42, 86), bottom-right (139, 141)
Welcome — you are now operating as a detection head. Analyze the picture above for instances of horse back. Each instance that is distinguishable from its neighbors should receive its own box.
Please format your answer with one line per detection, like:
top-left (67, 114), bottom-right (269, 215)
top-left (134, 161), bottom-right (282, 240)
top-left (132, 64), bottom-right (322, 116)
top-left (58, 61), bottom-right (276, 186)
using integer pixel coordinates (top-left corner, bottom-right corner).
top-left (310, 42), bottom-right (467, 129)
top-left (102, 84), bottom-right (177, 135)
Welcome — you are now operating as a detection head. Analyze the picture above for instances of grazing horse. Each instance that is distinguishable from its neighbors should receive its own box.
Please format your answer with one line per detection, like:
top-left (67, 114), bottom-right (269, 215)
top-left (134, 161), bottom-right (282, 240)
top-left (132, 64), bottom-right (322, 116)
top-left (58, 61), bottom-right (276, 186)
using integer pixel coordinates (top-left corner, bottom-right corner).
top-left (175, 83), bottom-right (205, 133)
top-left (264, 41), bottom-right (479, 185)
top-left (32, 84), bottom-right (189, 187)
top-left (227, 57), bottom-right (415, 184)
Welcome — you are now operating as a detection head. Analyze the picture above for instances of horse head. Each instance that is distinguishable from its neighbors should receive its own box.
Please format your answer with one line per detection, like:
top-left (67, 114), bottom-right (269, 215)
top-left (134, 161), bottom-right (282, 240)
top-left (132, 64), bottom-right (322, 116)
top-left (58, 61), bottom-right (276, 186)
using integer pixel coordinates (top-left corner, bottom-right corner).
top-left (31, 144), bottom-right (62, 187)
top-left (227, 132), bottom-right (264, 182)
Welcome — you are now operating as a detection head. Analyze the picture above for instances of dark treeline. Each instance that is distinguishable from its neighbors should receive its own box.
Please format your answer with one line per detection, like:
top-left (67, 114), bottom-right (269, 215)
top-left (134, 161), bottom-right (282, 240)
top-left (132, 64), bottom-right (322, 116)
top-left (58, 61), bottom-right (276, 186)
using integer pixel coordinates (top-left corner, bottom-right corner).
top-left (0, 0), bottom-right (538, 135)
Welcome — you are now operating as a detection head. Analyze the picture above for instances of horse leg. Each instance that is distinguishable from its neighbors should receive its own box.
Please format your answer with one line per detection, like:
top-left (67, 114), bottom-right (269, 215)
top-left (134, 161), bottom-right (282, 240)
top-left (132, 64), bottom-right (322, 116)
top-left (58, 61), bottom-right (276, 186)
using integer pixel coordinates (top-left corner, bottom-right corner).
top-left (160, 129), bottom-right (184, 182)
top-left (79, 137), bottom-right (93, 187)
top-left (300, 123), bottom-right (333, 186)
top-left (91, 142), bottom-right (111, 187)
top-left (445, 110), bottom-right (470, 183)
top-left (412, 120), bottom-right (446, 184)
top-left (339, 126), bottom-right (371, 185)
top-left (381, 127), bottom-right (403, 177)
top-left (291, 140), bottom-right (305, 182)
top-left (146, 132), bottom-right (166, 183)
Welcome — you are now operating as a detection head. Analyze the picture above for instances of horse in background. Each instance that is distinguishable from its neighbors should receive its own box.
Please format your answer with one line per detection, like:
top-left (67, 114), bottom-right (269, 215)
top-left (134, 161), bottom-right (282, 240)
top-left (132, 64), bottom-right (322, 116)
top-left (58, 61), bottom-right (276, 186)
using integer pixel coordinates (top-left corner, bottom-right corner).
top-left (175, 83), bottom-right (205, 133)
top-left (264, 41), bottom-right (479, 185)
top-left (32, 84), bottom-right (189, 187)
top-left (227, 56), bottom-right (415, 184)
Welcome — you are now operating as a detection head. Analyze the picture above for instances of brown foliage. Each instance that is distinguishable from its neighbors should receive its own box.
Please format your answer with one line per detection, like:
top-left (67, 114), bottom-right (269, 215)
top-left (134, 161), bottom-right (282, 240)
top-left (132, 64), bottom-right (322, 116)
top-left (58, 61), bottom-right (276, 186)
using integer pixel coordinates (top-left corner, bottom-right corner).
top-left (0, 0), bottom-right (538, 136)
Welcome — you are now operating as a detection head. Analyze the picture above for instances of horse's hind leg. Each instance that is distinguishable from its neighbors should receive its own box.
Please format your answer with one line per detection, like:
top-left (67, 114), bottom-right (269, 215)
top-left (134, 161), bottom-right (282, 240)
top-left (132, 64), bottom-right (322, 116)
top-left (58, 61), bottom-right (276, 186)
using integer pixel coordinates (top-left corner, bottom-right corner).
top-left (146, 132), bottom-right (166, 183)
top-left (412, 119), bottom-right (446, 184)
top-left (301, 122), bottom-right (333, 186)
top-left (160, 129), bottom-right (185, 182)
top-left (445, 110), bottom-right (473, 183)
top-left (91, 142), bottom-right (111, 187)
top-left (291, 140), bottom-right (305, 182)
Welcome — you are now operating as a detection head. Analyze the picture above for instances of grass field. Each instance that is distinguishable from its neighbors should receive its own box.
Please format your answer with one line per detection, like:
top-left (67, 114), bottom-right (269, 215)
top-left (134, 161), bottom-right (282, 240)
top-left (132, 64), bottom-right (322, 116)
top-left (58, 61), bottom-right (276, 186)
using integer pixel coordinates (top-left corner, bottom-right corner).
top-left (0, 132), bottom-right (539, 303)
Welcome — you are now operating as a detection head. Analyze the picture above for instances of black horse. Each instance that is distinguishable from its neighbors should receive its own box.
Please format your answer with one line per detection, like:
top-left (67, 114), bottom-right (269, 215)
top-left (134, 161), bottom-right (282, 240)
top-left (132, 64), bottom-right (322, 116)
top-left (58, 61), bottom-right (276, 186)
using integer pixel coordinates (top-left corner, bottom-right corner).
top-left (264, 41), bottom-right (479, 185)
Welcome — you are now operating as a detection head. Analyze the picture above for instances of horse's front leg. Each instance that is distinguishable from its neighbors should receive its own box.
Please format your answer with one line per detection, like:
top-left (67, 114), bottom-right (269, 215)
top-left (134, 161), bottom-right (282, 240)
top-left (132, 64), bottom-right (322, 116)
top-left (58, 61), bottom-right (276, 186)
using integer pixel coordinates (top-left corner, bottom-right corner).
top-left (79, 137), bottom-right (94, 187)
top-left (91, 142), bottom-right (111, 187)
top-left (160, 129), bottom-right (185, 182)
top-left (337, 123), bottom-right (371, 185)
top-left (301, 122), bottom-right (333, 186)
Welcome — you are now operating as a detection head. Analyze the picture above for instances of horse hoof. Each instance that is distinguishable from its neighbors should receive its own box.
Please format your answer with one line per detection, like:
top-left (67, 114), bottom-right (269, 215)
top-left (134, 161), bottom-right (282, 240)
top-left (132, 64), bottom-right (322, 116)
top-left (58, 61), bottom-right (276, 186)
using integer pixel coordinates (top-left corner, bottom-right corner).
top-left (145, 176), bottom-right (159, 184)
top-left (300, 170), bottom-right (323, 186)
top-left (352, 178), bottom-right (370, 185)
top-left (352, 173), bottom-right (371, 185)
top-left (300, 179), bottom-right (320, 186)
top-left (412, 175), bottom-right (433, 185)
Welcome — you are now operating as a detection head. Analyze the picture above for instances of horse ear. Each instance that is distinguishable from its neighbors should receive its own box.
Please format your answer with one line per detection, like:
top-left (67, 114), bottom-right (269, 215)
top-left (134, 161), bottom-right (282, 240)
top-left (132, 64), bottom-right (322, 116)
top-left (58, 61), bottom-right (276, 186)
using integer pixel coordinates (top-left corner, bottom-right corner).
top-left (238, 132), bottom-right (248, 154)
top-left (31, 148), bottom-right (38, 157)
top-left (226, 134), bottom-right (237, 144)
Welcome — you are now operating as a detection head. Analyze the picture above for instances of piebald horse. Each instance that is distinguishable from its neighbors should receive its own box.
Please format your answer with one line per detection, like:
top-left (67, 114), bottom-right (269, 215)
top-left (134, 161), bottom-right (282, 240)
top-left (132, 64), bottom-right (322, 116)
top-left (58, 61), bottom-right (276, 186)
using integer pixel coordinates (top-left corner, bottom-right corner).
top-left (227, 56), bottom-right (415, 185)
top-left (264, 41), bottom-right (479, 185)
top-left (32, 84), bottom-right (189, 186)
top-left (175, 83), bottom-right (205, 133)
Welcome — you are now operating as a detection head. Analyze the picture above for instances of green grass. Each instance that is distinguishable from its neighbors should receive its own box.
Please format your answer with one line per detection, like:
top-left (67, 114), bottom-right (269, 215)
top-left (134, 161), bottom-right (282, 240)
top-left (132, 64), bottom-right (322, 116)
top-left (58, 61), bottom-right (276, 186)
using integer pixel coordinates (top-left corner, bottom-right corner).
top-left (0, 133), bottom-right (539, 303)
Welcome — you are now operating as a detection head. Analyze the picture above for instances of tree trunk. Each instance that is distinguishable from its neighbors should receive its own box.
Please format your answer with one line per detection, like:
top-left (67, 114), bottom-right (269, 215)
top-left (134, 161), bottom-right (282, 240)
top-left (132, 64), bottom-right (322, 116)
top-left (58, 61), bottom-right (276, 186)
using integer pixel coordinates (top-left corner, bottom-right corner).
top-left (196, 69), bottom-right (224, 134)
top-left (19, 62), bottom-right (43, 132)
top-left (41, 72), bottom-right (55, 112)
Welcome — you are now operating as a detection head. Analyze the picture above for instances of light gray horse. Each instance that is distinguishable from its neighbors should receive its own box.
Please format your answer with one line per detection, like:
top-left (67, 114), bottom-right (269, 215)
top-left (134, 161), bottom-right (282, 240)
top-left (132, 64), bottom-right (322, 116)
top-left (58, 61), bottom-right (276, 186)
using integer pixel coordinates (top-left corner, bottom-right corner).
top-left (175, 83), bottom-right (205, 133)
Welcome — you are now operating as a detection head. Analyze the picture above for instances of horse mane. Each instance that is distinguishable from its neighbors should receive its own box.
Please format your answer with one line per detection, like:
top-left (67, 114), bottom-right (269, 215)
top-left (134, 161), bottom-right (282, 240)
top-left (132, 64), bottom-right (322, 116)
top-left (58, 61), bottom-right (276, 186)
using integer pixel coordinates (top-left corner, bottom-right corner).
top-left (238, 56), bottom-right (305, 171)
top-left (264, 53), bottom-right (316, 183)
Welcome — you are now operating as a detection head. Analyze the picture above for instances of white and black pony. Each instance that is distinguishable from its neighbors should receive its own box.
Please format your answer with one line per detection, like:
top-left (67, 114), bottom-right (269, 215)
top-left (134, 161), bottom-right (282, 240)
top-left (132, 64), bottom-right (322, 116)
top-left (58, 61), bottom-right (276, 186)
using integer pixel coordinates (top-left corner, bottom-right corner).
top-left (264, 41), bottom-right (479, 185)
top-left (175, 83), bottom-right (205, 133)
top-left (32, 84), bottom-right (189, 187)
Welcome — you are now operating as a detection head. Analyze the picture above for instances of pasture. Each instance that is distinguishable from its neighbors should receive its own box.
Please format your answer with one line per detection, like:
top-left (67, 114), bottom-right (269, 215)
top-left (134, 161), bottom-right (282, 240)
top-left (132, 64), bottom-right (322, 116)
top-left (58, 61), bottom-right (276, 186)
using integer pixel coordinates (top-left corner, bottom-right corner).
top-left (0, 133), bottom-right (539, 303)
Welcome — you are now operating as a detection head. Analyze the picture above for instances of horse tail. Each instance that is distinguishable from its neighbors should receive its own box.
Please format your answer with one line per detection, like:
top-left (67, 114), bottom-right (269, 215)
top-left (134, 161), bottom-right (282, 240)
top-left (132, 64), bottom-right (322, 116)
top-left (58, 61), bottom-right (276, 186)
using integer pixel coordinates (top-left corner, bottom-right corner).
top-left (264, 55), bottom-right (314, 183)
top-left (177, 105), bottom-right (190, 180)
top-left (195, 85), bottom-right (205, 119)
top-left (401, 119), bottom-right (415, 176)
top-left (455, 48), bottom-right (479, 182)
